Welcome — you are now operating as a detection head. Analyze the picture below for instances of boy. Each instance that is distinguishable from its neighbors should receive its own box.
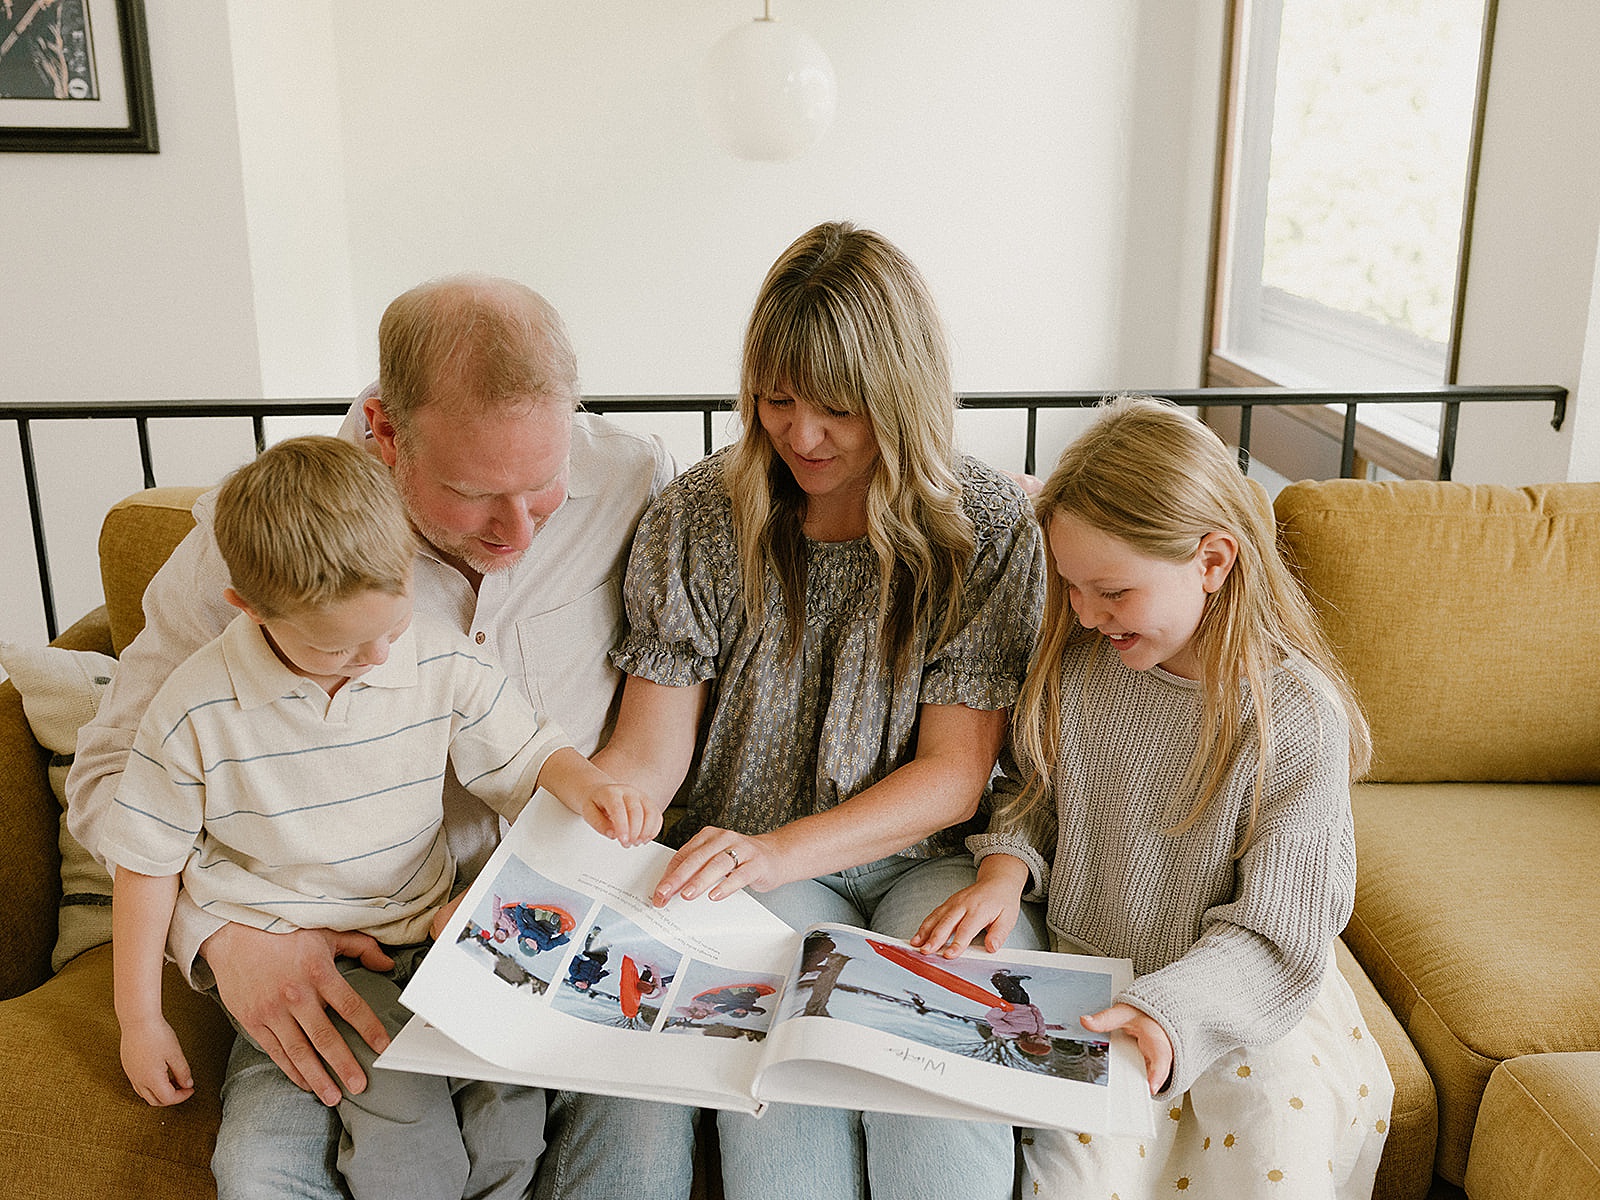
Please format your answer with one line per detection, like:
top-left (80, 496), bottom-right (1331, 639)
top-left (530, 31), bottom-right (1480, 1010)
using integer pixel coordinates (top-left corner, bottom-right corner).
top-left (104, 436), bottom-right (651, 1199)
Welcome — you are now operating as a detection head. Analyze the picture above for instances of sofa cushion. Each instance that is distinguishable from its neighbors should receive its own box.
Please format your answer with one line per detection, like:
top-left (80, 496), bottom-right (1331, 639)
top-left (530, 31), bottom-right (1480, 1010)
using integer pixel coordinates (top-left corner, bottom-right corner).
top-left (0, 943), bottom-right (230, 1197)
top-left (1463, 1053), bottom-right (1600, 1200)
top-left (1343, 781), bottom-right (1600, 1182)
top-left (1274, 480), bottom-right (1600, 783)
top-left (99, 486), bottom-right (205, 656)
top-left (0, 641), bottom-right (118, 972)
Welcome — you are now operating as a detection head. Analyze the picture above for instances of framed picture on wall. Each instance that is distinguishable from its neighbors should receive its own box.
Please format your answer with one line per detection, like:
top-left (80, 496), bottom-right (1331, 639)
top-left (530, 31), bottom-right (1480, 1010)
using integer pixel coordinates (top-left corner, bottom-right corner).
top-left (0, 0), bottom-right (156, 152)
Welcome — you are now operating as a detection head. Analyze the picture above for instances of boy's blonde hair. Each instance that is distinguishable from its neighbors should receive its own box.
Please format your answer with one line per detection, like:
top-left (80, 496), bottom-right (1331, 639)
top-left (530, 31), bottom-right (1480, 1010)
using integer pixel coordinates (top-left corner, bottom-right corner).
top-left (1010, 395), bottom-right (1371, 852)
top-left (723, 220), bottom-right (974, 670)
top-left (213, 436), bottom-right (416, 619)
top-left (377, 273), bottom-right (579, 440)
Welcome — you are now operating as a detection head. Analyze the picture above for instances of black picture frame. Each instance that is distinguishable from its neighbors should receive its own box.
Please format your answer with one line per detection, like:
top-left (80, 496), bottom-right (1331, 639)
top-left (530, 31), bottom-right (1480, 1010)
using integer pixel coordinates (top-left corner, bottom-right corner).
top-left (0, 0), bottom-right (157, 153)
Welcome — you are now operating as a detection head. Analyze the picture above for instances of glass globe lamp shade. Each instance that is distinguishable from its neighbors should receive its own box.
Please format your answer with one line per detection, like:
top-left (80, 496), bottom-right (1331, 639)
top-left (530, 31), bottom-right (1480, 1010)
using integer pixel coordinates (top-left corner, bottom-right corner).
top-left (699, 18), bottom-right (837, 162)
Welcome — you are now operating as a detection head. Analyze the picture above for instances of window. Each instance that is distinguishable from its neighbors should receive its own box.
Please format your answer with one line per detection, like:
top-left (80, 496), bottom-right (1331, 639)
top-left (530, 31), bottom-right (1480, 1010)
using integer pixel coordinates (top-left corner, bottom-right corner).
top-left (1209, 0), bottom-right (1493, 477)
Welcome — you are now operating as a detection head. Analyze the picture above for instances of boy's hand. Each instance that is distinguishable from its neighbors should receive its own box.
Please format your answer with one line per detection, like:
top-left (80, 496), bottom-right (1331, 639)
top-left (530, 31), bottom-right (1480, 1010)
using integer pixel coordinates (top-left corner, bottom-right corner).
top-left (908, 854), bottom-right (1030, 956)
top-left (120, 1016), bottom-right (195, 1107)
top-left (429, 892), bottom-right (467, 940)
top-left (581, 780), bottom-right (661, 847)
top-left (1081, 1003), bottom-right (1174, 1096)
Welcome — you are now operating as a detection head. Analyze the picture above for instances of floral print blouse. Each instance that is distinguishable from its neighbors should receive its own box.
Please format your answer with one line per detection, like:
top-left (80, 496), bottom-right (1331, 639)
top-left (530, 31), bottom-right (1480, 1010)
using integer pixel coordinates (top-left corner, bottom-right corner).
top-left (612, 449), bottom-right (1044, 857)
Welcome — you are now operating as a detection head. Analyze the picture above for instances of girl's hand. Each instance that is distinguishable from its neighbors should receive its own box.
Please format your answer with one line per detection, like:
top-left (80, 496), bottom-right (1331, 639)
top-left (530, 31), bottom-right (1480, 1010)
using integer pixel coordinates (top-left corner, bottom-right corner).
top-left (909, 879), bottom-right (1022, 957)
top-left (120, 1016), bottom-right (195, 1107)
top-left (1081, 1002), bottom-right (1173, 1096)
top-left (909, 853), bottom-right (1031, 956)
top-left (653, 825), bottom-right (783, 906)
top-left (580, 780), bottom-right (662, 847)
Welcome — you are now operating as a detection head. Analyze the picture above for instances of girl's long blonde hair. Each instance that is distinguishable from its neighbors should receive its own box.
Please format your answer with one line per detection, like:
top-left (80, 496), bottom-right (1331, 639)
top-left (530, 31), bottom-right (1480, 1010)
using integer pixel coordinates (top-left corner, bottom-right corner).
top-left (1009, 395), bottom-right (1371, 853)
top-left (722, 221), bottom-right (974, 670)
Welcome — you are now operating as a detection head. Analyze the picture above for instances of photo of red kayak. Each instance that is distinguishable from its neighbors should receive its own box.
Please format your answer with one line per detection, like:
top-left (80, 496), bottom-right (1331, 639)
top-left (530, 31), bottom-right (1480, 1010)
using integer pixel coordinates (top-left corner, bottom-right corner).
top-left (865, 939), bottom-right (1013, 1011)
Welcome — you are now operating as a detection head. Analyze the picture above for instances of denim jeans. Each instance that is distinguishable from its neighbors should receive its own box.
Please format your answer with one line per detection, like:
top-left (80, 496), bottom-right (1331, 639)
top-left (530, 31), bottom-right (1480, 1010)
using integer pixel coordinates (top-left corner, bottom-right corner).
top-left (536, 853), bottom-right (1048, 1200)
top-left (211, 947), bottom-right (544, 1200)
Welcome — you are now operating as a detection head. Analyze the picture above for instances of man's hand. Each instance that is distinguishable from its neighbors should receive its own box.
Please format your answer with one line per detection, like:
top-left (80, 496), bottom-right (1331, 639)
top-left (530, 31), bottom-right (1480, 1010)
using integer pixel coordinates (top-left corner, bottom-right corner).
top-left (201, 923), bottom-right (395, 1106)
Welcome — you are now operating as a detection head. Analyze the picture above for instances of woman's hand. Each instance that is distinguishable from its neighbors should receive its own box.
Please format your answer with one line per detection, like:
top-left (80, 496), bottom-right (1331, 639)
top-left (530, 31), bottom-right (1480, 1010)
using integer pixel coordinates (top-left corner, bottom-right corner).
top-left (909, 854), bottom-right (1030, 956)
top-left (652, 825), bottom-right (787, 906)
top-left (1081, 1002), bottom-right (1174, 1096)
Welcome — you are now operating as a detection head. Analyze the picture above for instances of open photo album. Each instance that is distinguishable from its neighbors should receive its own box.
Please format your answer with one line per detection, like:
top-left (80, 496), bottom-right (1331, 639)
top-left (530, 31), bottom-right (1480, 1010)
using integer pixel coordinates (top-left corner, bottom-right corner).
top-left (378, 792), bottom-right (1154, 1138)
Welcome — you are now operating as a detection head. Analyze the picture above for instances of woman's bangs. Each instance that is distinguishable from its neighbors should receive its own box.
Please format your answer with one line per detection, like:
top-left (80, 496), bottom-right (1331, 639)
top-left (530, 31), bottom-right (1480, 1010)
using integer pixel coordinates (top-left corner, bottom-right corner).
top-left (765, 341), bottom-right (864, 418)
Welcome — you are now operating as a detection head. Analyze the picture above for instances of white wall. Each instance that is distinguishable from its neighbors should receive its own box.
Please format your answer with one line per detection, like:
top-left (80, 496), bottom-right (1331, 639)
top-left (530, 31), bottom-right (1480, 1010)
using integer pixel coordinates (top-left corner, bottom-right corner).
top-left (228, 1), bottom-right (361, 398)
top-left (324, 0), bottom-right (1223, 474)
top-left (1450, 0), bottom-right (1600, 483)
top-left (316, 0), bottom-right (1222, 454)
top-left (0, 2), bottom-right (263, 647)
top-left (10, 0), bottom-right (1596, 654)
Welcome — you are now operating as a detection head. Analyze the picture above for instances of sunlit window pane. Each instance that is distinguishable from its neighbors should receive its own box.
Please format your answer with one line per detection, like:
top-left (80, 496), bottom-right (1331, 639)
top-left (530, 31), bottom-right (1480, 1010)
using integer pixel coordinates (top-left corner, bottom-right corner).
top-left (1265, 0), bottom-right (1479, 346)
top-left (1218, 0), bottom-right (1487, 450)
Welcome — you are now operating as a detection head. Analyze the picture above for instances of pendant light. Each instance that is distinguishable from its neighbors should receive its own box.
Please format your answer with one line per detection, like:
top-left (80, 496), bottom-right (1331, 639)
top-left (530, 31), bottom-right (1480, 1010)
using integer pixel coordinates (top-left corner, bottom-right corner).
top-left (698, 0), bottom-right (837, 162)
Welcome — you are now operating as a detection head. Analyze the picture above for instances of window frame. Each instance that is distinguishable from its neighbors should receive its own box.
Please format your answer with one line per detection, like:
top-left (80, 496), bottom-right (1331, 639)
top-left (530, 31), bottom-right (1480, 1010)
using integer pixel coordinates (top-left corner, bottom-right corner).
top-left (1203, 0), bottom-right (1498, 479)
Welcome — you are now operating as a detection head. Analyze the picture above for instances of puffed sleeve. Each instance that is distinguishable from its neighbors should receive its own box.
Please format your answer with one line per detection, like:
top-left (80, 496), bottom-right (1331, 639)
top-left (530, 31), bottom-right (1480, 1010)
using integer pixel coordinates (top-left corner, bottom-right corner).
top-left (611, 456), bottom-right (738, 687)
top-left (919, 460), bottom-right (1045, 711)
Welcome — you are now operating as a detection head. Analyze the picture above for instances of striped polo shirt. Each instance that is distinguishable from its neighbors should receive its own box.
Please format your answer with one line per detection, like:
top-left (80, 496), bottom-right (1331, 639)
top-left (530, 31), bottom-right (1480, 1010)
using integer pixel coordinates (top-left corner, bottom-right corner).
top-left (102, 612), bottom-right (568, 945)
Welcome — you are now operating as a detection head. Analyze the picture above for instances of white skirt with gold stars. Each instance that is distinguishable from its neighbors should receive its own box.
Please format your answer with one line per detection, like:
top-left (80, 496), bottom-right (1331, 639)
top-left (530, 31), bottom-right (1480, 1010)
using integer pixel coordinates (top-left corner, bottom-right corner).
top-left (1018, 958), bottom-right (1393, 1199)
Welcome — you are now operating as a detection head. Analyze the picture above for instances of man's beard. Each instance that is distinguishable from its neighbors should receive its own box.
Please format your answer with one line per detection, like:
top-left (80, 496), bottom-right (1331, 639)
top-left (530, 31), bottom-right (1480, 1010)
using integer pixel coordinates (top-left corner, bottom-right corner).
top-left (393, 458), bottom-right (529, 577)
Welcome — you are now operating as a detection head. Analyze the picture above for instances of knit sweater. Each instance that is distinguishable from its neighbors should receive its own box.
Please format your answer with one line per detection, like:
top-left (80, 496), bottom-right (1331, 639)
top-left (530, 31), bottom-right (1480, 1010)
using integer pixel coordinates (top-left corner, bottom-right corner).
top-left (969, 635), bottom-right (1356, 1098)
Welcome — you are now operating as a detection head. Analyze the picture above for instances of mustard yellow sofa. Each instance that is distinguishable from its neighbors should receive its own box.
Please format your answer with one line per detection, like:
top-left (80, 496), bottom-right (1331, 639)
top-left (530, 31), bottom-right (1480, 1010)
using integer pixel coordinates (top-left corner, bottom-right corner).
top-left (2, 479), bottom-right (1592, 1199)
top-left (1276, 479), bottom-right (1600, 1199)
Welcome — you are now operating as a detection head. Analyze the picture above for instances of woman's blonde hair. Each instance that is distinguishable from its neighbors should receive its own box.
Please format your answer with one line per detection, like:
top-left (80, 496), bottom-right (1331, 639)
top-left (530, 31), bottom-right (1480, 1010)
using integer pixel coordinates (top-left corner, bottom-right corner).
top-left (722, 220), bottom-right (974, 669)
top-left (214, 436), bottom-right (416, 619)
top-left (1009, 395), bottom-right (1371, 852)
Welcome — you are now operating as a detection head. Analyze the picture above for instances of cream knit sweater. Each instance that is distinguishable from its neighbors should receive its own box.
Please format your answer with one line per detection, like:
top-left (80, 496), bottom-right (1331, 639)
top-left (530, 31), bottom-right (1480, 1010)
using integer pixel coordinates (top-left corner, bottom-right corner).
top-left (970, 636), bottom-right (1356, 1098)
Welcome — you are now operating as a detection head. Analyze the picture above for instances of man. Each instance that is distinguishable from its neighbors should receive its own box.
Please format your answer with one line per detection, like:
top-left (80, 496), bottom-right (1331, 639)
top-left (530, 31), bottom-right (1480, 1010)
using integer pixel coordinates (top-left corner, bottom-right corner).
top-left (67, 274), bottom-right (677, 1197)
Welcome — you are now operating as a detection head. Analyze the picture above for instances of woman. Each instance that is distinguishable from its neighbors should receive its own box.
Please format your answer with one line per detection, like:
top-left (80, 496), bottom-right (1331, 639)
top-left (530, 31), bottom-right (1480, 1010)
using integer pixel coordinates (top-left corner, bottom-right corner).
top-left (546, 221), bottom-right (1045, 1200)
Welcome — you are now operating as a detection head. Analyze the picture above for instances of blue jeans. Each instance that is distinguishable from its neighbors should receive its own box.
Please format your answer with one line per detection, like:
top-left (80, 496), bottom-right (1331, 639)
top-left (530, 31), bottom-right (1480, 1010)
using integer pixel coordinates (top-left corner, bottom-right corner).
top-left (211, 949), bottom-right (545, 1200)
top-left (535, 853), bottom-right (1049, 1200)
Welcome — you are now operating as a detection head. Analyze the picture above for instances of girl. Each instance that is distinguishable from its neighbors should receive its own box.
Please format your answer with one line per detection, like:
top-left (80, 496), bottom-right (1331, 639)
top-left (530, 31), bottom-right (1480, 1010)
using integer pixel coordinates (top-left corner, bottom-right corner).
top-left (913, 395), bottom-right (1393, 1197)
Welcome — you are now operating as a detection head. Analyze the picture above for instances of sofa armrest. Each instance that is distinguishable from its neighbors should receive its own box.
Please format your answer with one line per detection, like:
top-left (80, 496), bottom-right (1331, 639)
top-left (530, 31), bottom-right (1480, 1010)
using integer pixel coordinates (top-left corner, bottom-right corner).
top-left (0, 608), bottom-right (114, 1001)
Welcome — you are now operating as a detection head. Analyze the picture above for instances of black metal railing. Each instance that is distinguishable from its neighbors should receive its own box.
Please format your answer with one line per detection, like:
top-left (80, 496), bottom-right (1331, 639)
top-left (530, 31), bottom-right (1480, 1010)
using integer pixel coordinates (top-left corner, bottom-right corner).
top-left (1, 385), bottom-right (1568, 639)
